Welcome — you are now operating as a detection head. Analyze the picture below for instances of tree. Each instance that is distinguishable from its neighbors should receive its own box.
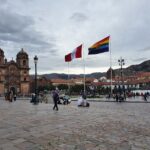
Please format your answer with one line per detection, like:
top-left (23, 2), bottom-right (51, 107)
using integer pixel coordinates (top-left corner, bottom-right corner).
top-left (70, 85), bottom-right (84, 95)
top-left (57, 84), bottom-right (68, 90)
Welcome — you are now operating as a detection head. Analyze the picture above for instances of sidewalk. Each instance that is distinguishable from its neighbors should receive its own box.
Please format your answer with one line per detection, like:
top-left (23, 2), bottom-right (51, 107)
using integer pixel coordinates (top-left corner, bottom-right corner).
top-left (1, 96), bottom-right (149, 103)
top-left (71, 96), bottom-right (150, 103)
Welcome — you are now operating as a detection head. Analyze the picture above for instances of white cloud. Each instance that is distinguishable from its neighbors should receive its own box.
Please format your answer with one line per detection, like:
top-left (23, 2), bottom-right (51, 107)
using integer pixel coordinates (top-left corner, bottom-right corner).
top-left (0, 0), bottom-right (150, 74)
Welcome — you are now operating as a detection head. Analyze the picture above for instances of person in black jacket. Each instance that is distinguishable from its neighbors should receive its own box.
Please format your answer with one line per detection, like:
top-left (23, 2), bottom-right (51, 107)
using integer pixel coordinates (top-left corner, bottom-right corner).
top-left (52, 90), bottom-right (59, 111)
top-left (144, 93), bottom-right (147, 101)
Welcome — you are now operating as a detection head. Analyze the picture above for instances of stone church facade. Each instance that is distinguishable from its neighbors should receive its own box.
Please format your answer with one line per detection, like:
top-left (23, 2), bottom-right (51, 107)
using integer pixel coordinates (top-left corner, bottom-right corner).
top-left (0, 48), bottom-right (30, 95)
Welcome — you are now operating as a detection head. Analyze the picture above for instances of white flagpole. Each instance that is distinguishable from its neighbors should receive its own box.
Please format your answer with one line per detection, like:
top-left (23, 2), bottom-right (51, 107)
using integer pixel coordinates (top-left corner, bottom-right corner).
top-left (109, 35), bottom-right (112, 95)
top-left (83, 44), bottom-right (86, 95)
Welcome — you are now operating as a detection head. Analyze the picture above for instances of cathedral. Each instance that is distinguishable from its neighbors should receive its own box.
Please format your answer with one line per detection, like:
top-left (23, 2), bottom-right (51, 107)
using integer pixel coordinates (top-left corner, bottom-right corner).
top-left (0, 48), bottom-right (30, 95)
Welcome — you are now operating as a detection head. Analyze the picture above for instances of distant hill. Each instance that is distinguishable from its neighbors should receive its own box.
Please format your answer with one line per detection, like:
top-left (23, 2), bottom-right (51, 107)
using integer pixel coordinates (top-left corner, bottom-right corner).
top-left (127, 59), bottom-right (150, 72)
top-left (114, 59), bottom-right (150, 76)
top-left (41, 72), bottom-right (106, 80)
top-left (30, 59), bottom-right (150, 79)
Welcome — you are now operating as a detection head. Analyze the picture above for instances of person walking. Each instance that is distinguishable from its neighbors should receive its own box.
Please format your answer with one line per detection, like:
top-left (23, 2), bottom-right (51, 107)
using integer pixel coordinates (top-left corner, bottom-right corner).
top-left (144, 93), bottom-right (147, 101)
top-left (115, 93), bottom-right (119, 102)
top-left (52, 90), bottom-right (59, 111)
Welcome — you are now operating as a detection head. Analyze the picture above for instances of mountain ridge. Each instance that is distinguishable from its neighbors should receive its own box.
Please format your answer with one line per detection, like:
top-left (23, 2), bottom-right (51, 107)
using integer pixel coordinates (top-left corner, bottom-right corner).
top-left (32, 59), bottom-right (150, 79)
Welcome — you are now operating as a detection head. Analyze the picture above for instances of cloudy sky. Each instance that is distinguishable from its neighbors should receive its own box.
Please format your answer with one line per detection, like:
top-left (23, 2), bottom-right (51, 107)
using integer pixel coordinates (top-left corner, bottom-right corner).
top-left (0, 0), bottom-right (150, 74)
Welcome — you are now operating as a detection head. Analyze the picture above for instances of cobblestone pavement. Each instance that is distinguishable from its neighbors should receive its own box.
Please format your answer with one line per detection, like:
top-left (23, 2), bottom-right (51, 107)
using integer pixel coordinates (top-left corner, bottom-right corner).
top-left (0, 99), bottom-right (150, 150)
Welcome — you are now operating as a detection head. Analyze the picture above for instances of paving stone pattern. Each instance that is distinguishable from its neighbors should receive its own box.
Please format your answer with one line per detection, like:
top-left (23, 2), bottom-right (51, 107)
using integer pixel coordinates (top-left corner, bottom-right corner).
top-left (0, 99), bottom-right (150, 150)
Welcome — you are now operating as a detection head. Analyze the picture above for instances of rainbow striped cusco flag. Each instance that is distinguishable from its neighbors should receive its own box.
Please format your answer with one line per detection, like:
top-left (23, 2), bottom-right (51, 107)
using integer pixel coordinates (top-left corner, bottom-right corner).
top-left (88, 36), bottom-right (110, 55)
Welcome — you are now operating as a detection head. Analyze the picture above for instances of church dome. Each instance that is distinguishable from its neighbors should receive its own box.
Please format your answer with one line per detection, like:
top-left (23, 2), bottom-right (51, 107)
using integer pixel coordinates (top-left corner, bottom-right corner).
top-left (16, 48), bottom-right (28, 59)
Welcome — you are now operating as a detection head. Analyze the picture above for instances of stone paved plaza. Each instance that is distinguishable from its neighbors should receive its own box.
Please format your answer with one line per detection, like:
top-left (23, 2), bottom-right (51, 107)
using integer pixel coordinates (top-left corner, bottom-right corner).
top-left (0, 98), bottom-right (150, 150)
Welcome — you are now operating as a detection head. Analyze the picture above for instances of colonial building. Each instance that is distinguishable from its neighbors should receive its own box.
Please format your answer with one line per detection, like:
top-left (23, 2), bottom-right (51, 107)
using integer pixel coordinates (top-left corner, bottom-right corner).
top-left (0, 48), bottom-right (30, 95)
top-left (106, 67), bottom-right (115, 79)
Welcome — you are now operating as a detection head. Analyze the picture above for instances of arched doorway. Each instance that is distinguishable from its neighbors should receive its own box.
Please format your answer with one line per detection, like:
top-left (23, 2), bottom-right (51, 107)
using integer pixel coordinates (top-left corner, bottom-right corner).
top-left (10, 87), bottom-right (16, 95)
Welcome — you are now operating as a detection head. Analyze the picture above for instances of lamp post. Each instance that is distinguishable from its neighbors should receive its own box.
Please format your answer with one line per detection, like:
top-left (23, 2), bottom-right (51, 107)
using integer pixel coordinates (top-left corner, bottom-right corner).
top-left (34, 55), bottom-right (38, 104)
top-left (118, 57), bottom-right (125, 93)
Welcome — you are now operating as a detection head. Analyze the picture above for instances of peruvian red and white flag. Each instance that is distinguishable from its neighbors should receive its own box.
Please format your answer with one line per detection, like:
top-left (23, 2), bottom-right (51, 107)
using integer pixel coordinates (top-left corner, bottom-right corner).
top-left (65, 44), bottom-right (82, 62)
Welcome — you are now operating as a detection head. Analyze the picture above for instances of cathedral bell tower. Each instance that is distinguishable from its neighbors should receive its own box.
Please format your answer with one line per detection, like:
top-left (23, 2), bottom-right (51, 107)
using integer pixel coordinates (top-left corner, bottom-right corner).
top-left (16, 48), bottom-right (30, 94)
top-left (0, 48), bottom-right (4, 65)
top-left (0, 48), bottom-right (5, 94)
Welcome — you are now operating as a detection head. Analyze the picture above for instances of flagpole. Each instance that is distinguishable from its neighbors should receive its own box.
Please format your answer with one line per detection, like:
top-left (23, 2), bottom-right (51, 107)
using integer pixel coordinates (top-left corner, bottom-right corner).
top-left (109, 35), bottom-right (112, 95)
top-left (68, 62), bottom-right (70, 95)
top-left (83, 44), bottom-right (86, 95)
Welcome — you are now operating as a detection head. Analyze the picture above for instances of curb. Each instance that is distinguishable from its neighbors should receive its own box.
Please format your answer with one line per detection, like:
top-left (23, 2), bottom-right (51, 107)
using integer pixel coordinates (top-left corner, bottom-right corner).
top-left (71, 99), bottom-right (150, 103)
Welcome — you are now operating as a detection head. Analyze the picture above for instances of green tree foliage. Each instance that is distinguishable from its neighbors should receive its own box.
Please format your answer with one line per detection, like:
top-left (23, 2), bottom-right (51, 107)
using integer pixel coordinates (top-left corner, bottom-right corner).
top-left (70, 85), bottom-right (84, 95)
top-left (57, 84), bottom-right (68, 90)
top-left (38, 84), bottom-right (55, 92)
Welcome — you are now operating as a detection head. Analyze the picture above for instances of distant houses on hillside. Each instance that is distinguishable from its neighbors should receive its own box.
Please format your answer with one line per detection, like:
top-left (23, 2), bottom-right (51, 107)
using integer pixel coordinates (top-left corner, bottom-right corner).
top-left (30, 71), bottom-right (150, 92)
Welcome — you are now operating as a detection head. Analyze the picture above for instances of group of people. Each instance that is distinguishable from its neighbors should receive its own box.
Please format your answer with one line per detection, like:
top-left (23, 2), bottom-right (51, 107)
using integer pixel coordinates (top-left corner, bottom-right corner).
top-left (52, 89), bottom-right (90, 111)
top-left (5, 91), bottom-right (16, 102)
top-left (107, 91), bottom-right (150, 102)
top-left (58, 95), bottom-right (71, 105)
top-left (31, 92), bottom-right (48, 104)
top-left (115, 93), bottom-right (126, 102)
top-left (30, 89), bottom-right (90, 110)
top-left (38, 92), bottom-right (48, 103)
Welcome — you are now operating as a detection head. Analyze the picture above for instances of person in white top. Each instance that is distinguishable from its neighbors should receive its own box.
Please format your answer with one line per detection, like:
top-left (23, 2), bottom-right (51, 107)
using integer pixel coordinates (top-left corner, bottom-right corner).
top-left (77, 97), bottom-right (84, 106)
top-left (77, 94), bottom-right (90, 107)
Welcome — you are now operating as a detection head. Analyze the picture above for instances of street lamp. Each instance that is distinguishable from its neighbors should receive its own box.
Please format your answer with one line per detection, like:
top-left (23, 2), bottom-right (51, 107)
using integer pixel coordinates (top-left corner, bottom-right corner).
top-left (34, 55), bottom-right (38, 104)
top-left (118, 57), bottom-right (125, 93)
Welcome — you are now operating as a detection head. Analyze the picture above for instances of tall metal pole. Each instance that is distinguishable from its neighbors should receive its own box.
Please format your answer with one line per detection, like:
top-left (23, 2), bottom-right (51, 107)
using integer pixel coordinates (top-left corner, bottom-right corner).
top-left (83, 59), bottom-right (86, 95)
top-left (118, 57), bottom-right (125, 93)
top-left (83, 44), bottom-right (86, 95)
top-left (35, 62), bottom-right (37, 103)
top-left (34, 55), bottom-right (38, 104)
top-left (109, 35), bottom-right (112, 95)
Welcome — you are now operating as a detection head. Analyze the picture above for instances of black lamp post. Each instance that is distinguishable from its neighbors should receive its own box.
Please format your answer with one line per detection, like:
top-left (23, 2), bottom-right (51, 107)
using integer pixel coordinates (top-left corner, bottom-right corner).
top-left (34, 55), bottom-right (38, 104)
top-left (118, 57), bottom-right (125, 93)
